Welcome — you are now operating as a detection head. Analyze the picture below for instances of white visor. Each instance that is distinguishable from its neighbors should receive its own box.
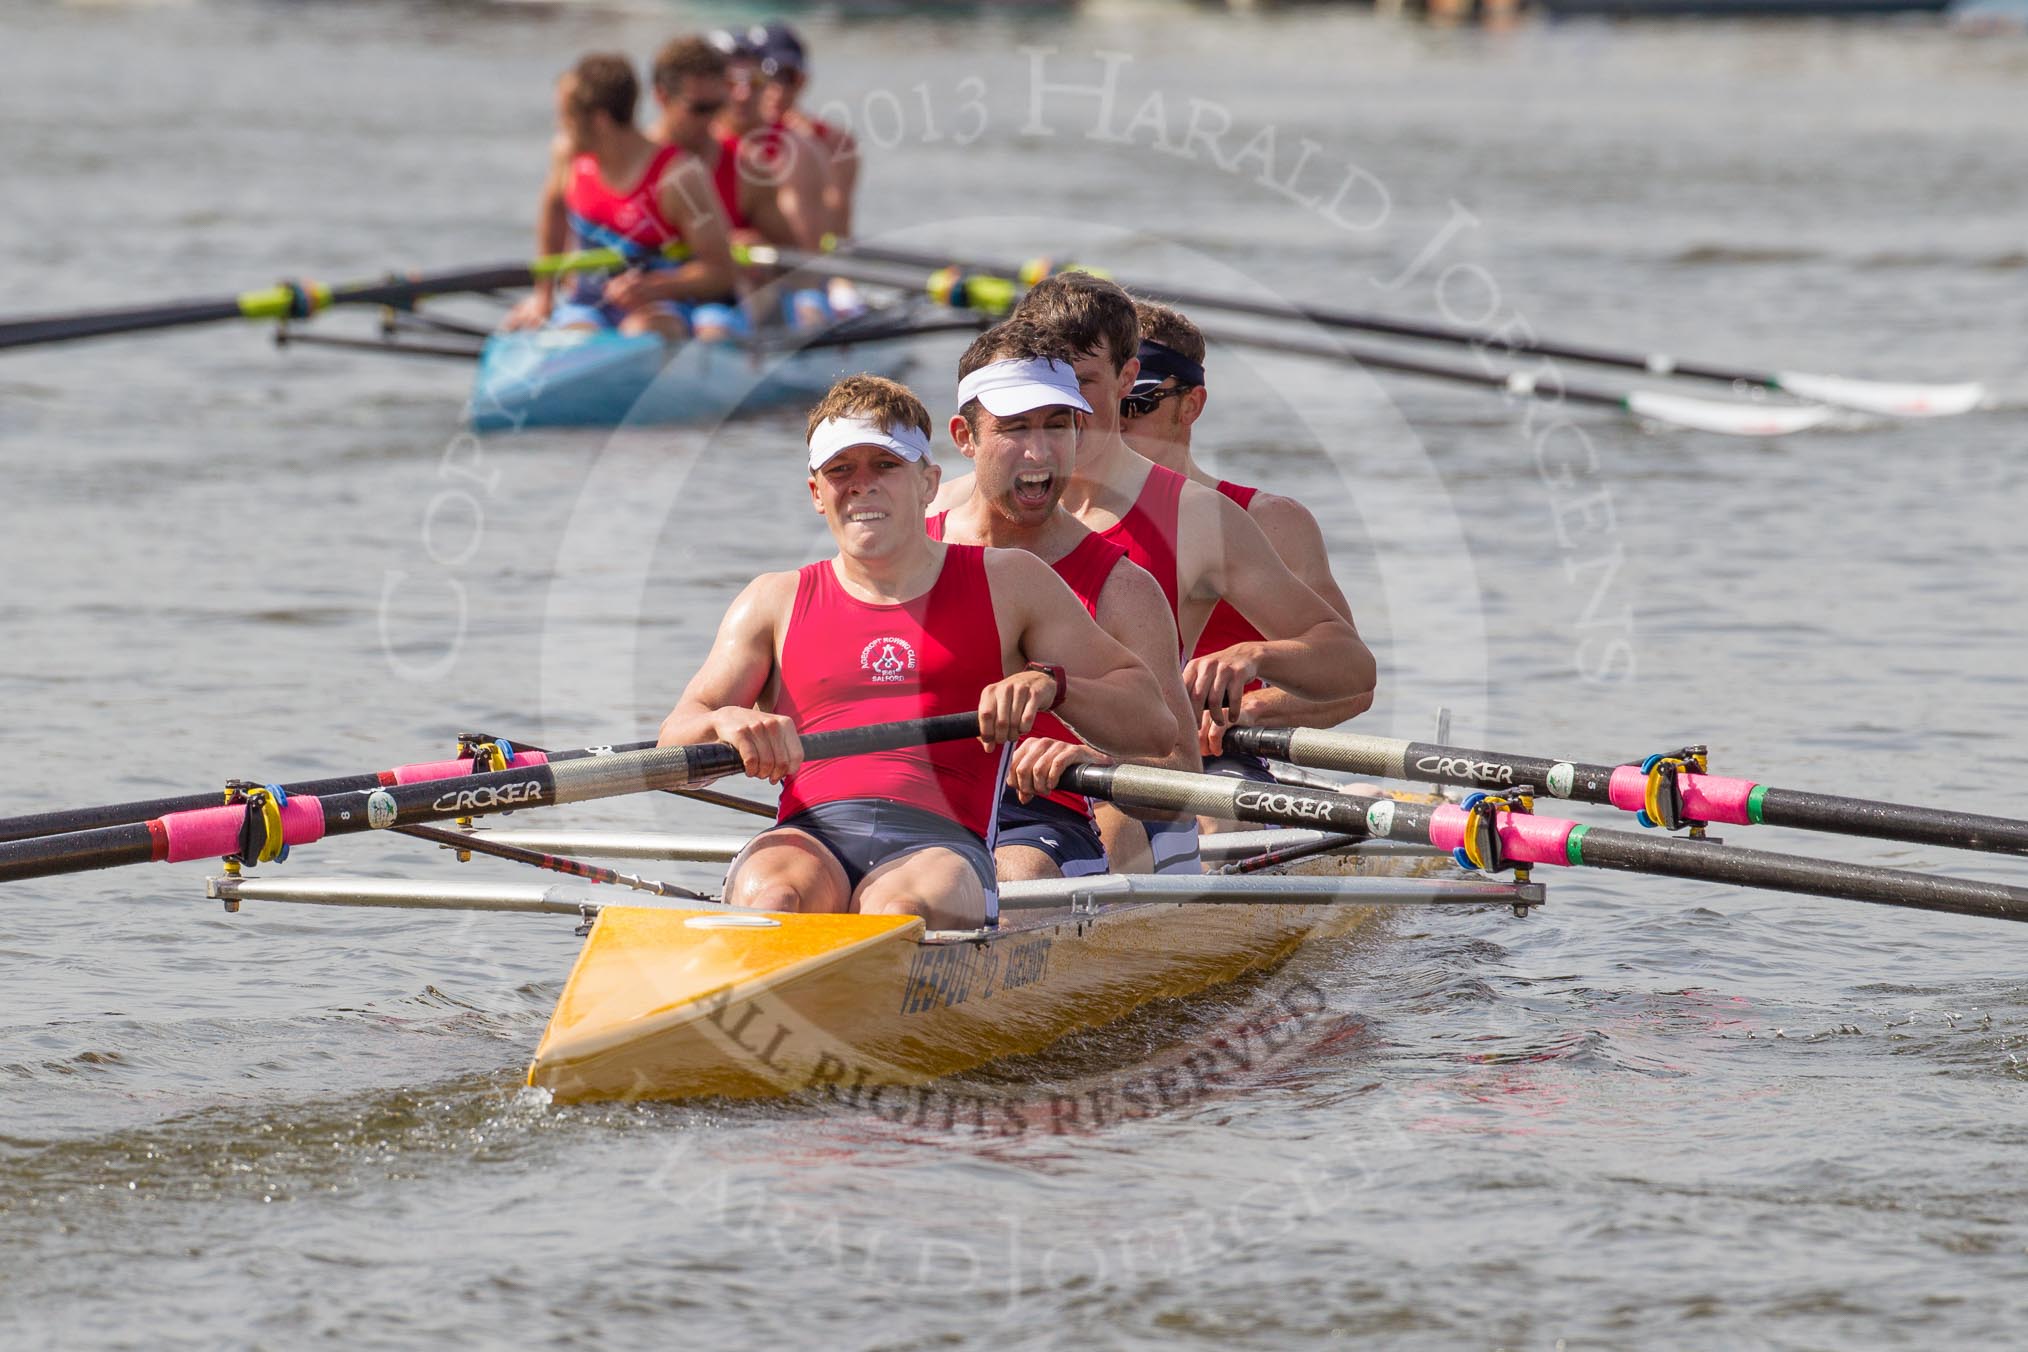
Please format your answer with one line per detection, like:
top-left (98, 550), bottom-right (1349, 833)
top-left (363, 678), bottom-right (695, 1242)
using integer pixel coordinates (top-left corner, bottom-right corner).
top-left (806, 415), bottom-right (935, 472)
top-left (955, 357), bottom-right (1093, 418)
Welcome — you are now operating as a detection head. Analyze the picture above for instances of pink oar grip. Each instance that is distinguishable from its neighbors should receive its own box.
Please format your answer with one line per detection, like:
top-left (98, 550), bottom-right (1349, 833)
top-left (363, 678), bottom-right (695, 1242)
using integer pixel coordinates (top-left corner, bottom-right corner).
top-left (1606, 766), bottom-right (1756, 824)
top-left (386, 751), bottom-right (549, 785)
top-left (160, 796), bottom-right (328, 863)
top-left (1428, 804), bottom-right (1578, 864)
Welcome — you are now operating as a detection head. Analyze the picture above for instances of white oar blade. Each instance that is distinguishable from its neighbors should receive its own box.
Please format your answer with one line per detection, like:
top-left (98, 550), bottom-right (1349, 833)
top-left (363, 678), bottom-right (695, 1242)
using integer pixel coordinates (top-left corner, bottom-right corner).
top-left (1775, 371), bottom-right (1986, 418)
top-left (1626, 390), bottom-right (1836, 437)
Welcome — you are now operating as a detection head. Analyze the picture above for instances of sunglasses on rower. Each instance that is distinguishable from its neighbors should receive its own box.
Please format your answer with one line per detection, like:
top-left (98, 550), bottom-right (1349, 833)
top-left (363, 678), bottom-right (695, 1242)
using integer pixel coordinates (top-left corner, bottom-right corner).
top-left (1119, 381), bottom-right (1199, 419)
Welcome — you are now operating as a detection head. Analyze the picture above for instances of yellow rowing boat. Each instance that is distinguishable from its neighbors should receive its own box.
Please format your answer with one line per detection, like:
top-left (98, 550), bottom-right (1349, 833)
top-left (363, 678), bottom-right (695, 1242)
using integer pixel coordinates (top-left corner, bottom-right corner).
top-left (526, 849), bottom-right (1525, 1103)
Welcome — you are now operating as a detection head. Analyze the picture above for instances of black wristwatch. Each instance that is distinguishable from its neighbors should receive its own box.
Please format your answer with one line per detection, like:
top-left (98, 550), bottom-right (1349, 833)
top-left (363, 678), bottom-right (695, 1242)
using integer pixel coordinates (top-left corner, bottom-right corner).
top-left (1022, 661), bottom-right (1067, 711)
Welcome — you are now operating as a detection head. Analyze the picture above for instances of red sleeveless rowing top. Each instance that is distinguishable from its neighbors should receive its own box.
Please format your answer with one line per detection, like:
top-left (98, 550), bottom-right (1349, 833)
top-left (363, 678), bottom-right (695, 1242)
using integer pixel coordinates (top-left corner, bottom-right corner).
top-left (564, 143), bottom-right (687, 259)
top-left (927, 514), bottom-right (1128, 817)
top-left (1189, 481), bottom-right (1265, 695)
top-left (1094, 463), bottom-right (1186, 654)
top-left (711, 134), bottom-right (751, 232)
top-left (774, 546), bottom-right (1006, 840)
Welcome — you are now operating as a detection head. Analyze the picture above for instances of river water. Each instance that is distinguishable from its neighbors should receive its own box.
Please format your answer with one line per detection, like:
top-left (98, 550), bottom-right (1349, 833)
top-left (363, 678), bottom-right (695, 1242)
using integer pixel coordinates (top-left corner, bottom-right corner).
top-left (4, 1), bottom-right (2026, 1346)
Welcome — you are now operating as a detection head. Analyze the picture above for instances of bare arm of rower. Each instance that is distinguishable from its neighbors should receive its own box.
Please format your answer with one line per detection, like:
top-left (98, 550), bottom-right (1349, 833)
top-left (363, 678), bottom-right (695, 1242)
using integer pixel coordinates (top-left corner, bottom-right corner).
top-left (1180, 485), bottom-right (1376, 714)
top-left (503, 138), bottom-right (571, 330)
top-left (656, 573), bottom-right (801, 782)
top-left (1094, 561), bottom-right (1201, 771)
top-left (1226, 493), bottom-right (1375, 731)
top-left (1005, 559), bottom-right (1201, 801)
top-left (608, 159), bottom-right (737, 307)
top-left (820, 124), bottom-right (858, 239)
top-left (742, 136), bottom-right (831, 252)
top-left (987, 550), bottom-right (1174, 761)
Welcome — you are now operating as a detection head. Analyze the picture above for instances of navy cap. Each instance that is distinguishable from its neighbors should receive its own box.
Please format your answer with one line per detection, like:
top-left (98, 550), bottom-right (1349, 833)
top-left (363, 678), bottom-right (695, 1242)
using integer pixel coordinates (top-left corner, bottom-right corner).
top-left (752, 21), bottom-right (807, 77)
top-left (1131, 339), bottom-right (1206, 394)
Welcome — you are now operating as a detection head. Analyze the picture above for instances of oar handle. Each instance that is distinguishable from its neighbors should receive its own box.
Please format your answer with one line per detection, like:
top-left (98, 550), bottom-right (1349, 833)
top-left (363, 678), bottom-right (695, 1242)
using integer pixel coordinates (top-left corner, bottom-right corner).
top-left (801, 711), bottom-right (984, 760)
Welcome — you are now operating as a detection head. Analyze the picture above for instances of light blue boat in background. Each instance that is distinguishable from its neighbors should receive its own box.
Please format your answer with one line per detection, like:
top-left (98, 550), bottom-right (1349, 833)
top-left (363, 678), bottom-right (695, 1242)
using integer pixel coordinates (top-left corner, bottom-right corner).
top-left (467, 311), bottom-right (928, 433)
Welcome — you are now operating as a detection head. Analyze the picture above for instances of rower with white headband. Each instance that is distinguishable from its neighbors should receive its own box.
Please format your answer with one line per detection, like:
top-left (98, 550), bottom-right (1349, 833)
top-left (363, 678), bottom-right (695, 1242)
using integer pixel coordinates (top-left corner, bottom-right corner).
top-left (927, 320), bottom-right (1205, 883)
top-left (935, 280), bottom-right (1377, 873)
top-left (656, 373), bottom-right (1174, 930)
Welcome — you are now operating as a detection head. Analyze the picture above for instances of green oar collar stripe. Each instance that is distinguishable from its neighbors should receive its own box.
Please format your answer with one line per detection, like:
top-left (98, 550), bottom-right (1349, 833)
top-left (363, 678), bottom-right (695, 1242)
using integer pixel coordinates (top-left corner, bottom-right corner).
top-left (236, 284), bottom-right (328, 321)
top-left (1566, 823), bottom-right (1589, 867)
top-left (1746, 784), bottom-right (1768, 824)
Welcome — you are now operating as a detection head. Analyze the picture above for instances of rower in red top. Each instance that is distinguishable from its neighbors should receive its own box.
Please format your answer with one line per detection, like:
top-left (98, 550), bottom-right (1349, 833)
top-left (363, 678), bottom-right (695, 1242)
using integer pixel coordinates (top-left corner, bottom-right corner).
top-left (1121, 299), bottom-right (1373, 785)
top-left (928, 319), bottom-right (1200, 882)
top-left (752, 22), bottom-right (860, 240)
top-left (648, 37), bottom-right (830, 257)
top-left (1002, 273), bottom-right (1374, 714)
top-left (657, 375), bottom-right (1172, 931)
top-left (500, 53), bottom-right (737, 341)
top-left (703, 27), bottom-right (838, 326)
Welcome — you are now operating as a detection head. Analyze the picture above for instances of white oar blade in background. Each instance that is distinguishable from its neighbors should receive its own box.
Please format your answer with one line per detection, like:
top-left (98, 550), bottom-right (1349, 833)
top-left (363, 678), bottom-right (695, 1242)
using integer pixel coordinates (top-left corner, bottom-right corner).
top-left (1626, 390), bottom-right (1837, 437)
top-left (1775, 372), bottom-right (1986, 418)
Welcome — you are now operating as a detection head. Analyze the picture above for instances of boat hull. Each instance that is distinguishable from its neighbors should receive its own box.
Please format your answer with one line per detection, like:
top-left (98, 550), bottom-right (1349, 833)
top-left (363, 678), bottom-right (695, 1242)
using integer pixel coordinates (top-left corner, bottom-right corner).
top-left (527, 857), bottom-right (1415, 1103)
top-left (467, 325), bottom-right (914, 432)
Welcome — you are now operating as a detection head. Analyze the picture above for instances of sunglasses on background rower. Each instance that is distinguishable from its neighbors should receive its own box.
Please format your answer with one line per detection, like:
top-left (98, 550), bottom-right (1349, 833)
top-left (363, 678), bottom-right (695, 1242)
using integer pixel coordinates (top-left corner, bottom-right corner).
top-left (1119, 382), bottom-right (1198, 419)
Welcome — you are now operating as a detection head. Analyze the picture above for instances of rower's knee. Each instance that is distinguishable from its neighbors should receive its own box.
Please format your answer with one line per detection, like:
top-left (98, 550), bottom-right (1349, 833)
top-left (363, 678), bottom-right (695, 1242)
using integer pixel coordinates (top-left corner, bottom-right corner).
top-left (858, 893), bottom-right (935, 923)
top-left (724, 877), bottom-right (805, 912)
top-left (994, 846), bottom-right (1062, 883)
top-left (744, 886), bottom-right (803, 912)
top-left (623, 311), bottom-right (689, 343)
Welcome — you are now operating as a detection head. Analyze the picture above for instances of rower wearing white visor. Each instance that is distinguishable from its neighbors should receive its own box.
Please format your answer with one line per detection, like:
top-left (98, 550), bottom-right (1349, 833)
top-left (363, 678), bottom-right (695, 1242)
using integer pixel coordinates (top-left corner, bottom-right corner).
top-left (929, 321), bottom-right (1202, 882)
top-left (658, 374), bottom-right (1172, 930)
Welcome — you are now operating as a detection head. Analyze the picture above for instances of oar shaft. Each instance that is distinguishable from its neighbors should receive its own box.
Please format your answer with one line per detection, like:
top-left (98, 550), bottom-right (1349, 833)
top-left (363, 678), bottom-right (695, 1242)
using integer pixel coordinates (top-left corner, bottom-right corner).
top-left (0, 296), bottom-right (249, 348)
top-left (0, 714), bottom-right (981, 885)
top-left (0, 250), bottom-right (667, 353)
top-left (1552, 825), bottom-right (2028, 923)
top-left (465, 730), bottom-right (776, 820)
top-left (1063, 763), bottom-right (2028, 925)
top-left (830, 242), bottom-right (1765, 388)
top-left (0, 747), bottom-right (703, 884)
top-left (1230, 727), bottom-right (2028, 858)
top-left (0, 264), bottom-right (534, 351)
top-left (1190, 323), bottom-right (1631, 410)
top-left (1751, 786), bottom-right (2028, 856)
top-left (0, 739), bottom-right (656, 845)
top-left (786, 246), bottom-right (1651, 412)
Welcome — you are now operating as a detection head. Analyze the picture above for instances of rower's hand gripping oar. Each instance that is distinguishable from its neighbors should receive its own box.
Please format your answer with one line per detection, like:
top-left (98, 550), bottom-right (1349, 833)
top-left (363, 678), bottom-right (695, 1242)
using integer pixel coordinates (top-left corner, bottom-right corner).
top-left (1062, 762), bottom-right (2028, 926)
top-left (0, 714), bottom-right (982, 885)
top-left (1225, 726), bottom-right (2028, 861)
top-left (819, 241), bottom-right (1985, 420)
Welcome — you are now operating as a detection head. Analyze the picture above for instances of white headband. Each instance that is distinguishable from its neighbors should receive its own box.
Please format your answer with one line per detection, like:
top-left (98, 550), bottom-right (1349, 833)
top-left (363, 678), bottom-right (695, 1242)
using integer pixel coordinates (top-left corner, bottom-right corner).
top-left (956, 357), bottom-right (1093, 418)
top-left (806, 415), bottom-right (934, 472)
